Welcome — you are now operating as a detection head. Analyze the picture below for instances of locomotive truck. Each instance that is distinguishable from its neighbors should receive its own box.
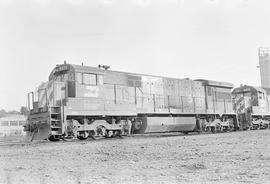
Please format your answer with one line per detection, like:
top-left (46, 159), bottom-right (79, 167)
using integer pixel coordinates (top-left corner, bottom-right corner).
top-left (24, 62), bottom-right (240, 141)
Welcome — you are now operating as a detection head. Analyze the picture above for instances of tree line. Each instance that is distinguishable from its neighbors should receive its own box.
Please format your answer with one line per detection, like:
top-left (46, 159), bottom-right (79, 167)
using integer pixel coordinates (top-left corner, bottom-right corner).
top-left (0, 107), bottom-right (29, 118)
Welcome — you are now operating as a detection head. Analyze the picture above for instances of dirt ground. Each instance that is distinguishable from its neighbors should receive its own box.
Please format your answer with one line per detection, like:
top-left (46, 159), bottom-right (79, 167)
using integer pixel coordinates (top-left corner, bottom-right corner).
top-left (0, 130), bottom-right (270, 184)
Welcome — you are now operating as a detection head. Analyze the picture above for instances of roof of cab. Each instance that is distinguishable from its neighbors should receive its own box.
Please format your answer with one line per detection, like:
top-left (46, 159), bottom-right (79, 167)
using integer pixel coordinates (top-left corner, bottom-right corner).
top-left (49, 63), bottom-right (105, 79)
top-left (232, 85), bottom-right (266, 94)
top-left (70, 64), bottom-right (105, 74)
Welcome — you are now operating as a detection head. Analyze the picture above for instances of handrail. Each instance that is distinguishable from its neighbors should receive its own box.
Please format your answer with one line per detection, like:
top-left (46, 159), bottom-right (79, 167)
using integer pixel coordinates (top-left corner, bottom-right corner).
top-left (38, 88), bottom-right (48, 107)
top-left (27, 92), bottom-right (34, 111)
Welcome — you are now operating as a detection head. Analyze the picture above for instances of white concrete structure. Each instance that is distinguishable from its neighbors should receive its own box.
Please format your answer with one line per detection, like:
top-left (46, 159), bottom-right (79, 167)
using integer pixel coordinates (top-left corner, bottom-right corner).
top-left (0, 115), bottom-right (26, 136)
top-left (259, 47), bottom-right (270, 89)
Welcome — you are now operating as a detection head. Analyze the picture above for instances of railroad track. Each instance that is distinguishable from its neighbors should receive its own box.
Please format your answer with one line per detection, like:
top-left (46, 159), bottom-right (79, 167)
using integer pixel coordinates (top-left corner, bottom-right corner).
top-left (0, 136), bottom-right (27, 146)
top-left (0, 136), bottom-right (49, 146)
top-left (2, 128), bottom-right (268, 147)
top-left (0, 130), bottom-right (241, 146)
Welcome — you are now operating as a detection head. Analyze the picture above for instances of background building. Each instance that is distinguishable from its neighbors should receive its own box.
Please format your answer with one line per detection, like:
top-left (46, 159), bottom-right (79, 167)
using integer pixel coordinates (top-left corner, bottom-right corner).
top-left (0, 114), bottom-right (26, 136)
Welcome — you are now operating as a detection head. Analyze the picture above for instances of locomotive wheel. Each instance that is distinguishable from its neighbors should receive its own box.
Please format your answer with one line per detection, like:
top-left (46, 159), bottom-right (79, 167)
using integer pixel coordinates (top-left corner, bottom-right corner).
top-left (48, 135), bottom-right (60, 142)
top-left (134, 120), bottom-right (142, 130)
top-left (89, 131), bottom-right (96, 140)
top-left (221, 126), bottom-right (228, 132)
top-left (219, 126), bottom-right (223, 132)
top-left (113, 130), bottom-right (123, 138)
top-left (96, 126), bottom-right (106, 136)
top-left (211, 127), bottom-right (216, 133)
top-left (205, 127), bottom-right (211, 132)
top-left (77, 131), bottom-right (88, 140)
top-left (118, 131), bottom-right (123, 138)
top-left (77, 136), bottom-right (87, 140)
top-left (105, 130), bottom-right (113, 138)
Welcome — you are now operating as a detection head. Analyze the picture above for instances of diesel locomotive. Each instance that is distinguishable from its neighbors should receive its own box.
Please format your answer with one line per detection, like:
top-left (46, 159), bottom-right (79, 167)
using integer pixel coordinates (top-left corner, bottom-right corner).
top-left (25, 62), bottom-right (266, 141)
top-left (232, 85), bottom-right (270, 130)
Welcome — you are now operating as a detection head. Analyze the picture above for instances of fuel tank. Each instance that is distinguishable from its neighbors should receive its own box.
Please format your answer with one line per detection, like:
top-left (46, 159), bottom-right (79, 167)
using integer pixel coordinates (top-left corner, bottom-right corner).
top-left (135, 116), bottom-right (196, 134)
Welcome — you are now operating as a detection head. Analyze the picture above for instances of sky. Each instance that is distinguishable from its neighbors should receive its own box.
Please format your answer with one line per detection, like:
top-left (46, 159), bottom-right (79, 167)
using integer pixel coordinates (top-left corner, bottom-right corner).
top-left (1, 0), bottom-right (270, 111)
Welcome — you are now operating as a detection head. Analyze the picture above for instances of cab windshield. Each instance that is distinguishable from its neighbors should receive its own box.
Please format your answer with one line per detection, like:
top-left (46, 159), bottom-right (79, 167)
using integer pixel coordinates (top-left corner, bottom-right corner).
top-left (51, 72), bottom-right (74, 82)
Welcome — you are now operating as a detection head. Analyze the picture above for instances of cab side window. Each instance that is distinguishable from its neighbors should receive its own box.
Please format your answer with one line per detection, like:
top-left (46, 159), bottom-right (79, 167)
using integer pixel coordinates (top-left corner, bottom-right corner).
top-left (84, 73), bottom-right (97, 85)
top-left (76, 73), bottom-right (97, 85)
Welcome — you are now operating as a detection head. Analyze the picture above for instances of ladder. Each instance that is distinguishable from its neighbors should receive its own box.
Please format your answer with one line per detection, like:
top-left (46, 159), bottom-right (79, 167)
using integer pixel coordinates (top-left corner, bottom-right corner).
top-left (49, 106), bottom-right (62, 135)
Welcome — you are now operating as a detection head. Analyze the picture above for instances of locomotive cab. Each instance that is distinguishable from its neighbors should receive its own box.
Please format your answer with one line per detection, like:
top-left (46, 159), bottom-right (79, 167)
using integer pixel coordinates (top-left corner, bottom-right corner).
top-left (48, 63), bottom-right (105, 100)
top-left (26, 63), bottom-right (74, 141)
